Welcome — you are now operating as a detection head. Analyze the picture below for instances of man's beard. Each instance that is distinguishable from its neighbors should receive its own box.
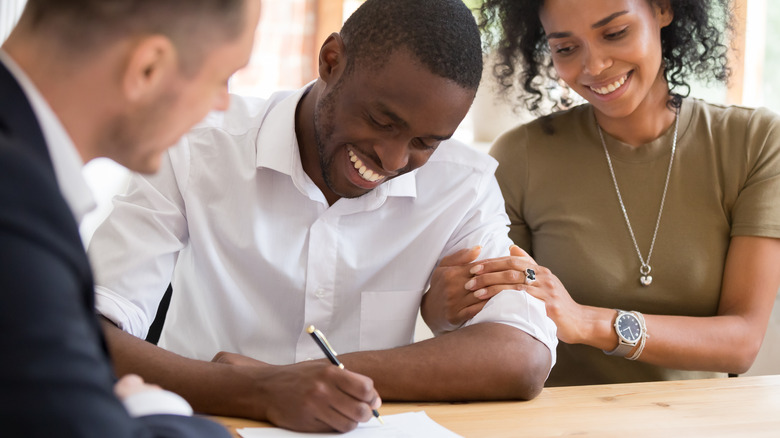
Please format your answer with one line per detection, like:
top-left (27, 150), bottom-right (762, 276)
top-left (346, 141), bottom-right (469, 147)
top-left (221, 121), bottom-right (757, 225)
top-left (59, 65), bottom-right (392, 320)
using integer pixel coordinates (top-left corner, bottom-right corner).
top-left (313, 81), bottom-right (349, 198)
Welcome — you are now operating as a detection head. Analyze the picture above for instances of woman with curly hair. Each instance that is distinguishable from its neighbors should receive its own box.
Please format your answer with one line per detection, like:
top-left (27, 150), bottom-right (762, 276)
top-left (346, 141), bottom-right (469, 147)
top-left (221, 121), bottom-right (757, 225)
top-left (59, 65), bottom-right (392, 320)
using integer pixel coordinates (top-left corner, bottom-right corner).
top-left (422, 0), bottom-right (780, 386)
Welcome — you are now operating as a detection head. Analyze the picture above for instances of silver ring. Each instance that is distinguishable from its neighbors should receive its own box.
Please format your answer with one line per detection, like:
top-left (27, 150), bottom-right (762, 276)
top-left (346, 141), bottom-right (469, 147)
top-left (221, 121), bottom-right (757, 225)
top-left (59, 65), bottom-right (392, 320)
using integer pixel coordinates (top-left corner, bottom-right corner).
top-left (524, 268), bottom-right (536, 284)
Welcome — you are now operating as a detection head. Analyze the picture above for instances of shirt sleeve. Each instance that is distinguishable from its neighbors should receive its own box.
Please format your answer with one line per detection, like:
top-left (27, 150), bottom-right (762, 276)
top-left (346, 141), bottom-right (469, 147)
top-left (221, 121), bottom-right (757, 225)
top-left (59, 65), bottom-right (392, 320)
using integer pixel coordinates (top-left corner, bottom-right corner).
top-left (463, 289), bottom-right (558, 370)
top-left (439, 165), bottom-right (558, 372)
top-left (121, 389), bottom-right (194, 418)
top-left (90, 142), bottom-right (190, 339)
top-left (731, 107), bottom-right (780, 238)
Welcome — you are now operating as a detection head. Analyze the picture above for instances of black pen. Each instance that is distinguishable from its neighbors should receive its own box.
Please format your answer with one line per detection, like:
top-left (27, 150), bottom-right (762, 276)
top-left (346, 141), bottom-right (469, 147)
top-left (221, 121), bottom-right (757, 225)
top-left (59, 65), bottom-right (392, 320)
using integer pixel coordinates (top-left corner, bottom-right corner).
top-left (306, 325), bottom-right (384, 424)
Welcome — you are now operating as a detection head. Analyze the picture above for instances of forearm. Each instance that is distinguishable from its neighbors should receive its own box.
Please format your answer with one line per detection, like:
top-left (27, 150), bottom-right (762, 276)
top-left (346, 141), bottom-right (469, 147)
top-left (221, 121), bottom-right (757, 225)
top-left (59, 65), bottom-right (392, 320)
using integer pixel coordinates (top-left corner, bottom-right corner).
top-left (630, 314), bottom-right (760, 373)
top-left (579, 237), bottom-right (780, 374)
top-left (339, 323), bottom-right (551, 401)
top-left (100, 319), bottom-right (266, 419)
top-left (578, 308), bottom-right (764, 374)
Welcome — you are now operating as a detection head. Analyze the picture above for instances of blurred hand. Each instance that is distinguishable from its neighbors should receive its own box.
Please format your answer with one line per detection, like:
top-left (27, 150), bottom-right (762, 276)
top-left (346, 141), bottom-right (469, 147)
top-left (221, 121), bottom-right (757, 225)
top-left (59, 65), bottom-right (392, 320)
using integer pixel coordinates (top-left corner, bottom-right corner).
top-left (114, 374), bottom-right (162, 400)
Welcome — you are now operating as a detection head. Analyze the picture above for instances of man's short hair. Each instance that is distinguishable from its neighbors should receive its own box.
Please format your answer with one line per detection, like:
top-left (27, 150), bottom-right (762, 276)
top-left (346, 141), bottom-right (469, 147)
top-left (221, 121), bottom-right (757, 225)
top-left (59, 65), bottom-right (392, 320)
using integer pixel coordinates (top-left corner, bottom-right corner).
top-left (19, 0), bottom-right (246, 74)
top-left (340, 0), bottom-right (483, 91)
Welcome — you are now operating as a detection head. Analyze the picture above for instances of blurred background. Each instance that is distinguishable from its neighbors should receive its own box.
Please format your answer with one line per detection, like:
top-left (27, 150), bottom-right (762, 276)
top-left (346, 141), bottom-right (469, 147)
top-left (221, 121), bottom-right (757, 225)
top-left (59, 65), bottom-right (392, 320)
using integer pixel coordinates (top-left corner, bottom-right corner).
top-left (1, 0), bottom-right (777, 375)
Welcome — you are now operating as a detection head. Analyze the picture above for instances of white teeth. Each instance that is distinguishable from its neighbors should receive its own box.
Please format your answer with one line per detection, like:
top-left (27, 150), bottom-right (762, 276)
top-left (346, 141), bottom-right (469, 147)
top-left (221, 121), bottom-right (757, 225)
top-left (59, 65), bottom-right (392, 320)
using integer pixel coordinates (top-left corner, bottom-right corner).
top-left (348, 150), bottom-right (384, 183)
top-left (591, 75), bottom-right (627, 95)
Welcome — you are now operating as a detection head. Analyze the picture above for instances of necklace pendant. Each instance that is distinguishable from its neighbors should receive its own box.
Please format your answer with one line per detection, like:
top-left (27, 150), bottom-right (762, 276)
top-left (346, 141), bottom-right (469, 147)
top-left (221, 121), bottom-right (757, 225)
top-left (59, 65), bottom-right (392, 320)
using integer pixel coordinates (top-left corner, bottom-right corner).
top-left (640, 275), bottom-right (653, 286)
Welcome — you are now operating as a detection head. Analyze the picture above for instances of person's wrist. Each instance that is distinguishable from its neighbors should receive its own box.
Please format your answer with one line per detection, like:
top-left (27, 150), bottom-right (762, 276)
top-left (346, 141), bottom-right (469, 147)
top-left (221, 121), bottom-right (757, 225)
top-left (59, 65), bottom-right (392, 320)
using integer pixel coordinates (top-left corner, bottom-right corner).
top-left (231, 361), bottom-right (275, 421)
top-left (580, 306), bottom-right (617, 349)
top-left (420, 293), bottom-right (455, 335)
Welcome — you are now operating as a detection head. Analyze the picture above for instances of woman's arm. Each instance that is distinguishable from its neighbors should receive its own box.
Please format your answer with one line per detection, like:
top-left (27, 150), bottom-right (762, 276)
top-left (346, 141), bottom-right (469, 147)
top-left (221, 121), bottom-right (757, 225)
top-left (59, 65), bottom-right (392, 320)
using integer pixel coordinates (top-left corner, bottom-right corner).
top-left (427, 235), bottom-right (780, 374)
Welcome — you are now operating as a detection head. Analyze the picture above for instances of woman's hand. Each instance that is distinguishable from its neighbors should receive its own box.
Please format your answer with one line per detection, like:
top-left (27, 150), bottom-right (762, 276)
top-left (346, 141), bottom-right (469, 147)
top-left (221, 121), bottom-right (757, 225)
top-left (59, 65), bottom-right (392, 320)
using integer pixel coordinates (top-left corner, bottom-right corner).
top-left (467, 246), bottom-right (588, 344)
top-left (422, 245), bottom-right (541, 335)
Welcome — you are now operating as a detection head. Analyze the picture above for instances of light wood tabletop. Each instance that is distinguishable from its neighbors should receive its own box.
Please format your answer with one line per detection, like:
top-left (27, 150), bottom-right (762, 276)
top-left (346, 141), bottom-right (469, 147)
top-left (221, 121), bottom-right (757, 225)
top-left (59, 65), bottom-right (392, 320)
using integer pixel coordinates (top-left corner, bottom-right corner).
top-left (212, 374), bottom-right (780, 437)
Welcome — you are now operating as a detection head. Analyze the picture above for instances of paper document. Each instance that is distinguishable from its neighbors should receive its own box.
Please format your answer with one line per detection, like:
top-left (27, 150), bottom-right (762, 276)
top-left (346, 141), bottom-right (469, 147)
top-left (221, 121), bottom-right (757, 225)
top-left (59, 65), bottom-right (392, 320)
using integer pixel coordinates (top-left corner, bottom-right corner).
top-left (237, 411), bottom-right (462, 438)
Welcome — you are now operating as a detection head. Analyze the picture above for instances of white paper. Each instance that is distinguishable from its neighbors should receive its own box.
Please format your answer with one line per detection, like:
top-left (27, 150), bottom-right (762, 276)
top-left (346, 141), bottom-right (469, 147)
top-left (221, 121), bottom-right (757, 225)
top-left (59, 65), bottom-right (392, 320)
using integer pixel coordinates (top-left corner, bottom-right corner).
top-left (237, 411), bottom-right (462, 438)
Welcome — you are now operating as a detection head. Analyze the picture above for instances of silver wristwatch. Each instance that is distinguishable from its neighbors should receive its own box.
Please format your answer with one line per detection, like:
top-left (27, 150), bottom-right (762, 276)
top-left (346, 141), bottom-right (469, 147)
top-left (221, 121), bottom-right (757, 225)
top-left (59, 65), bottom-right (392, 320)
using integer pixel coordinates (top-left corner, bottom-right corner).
top-left (603, 310), bottom-right (643, 357)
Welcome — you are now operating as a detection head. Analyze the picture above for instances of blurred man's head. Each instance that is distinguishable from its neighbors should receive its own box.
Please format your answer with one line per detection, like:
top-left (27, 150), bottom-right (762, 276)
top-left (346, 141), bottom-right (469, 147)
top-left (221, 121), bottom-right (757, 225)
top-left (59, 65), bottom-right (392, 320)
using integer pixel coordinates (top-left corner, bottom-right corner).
top-left (4, 0), bottom-right (261, 172)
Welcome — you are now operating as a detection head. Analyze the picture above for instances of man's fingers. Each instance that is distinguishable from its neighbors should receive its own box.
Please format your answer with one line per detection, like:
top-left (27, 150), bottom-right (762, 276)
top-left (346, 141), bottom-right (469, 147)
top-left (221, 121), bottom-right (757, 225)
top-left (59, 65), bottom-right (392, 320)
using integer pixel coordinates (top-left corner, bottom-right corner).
top-left (459, 301), bottom-right (488, 319)
top-left (333, 369), bottom-right (376, 400)
top-left (439, 245), bottom-right (482, 267)
top-left (323, 391), bottom-right (373, 431)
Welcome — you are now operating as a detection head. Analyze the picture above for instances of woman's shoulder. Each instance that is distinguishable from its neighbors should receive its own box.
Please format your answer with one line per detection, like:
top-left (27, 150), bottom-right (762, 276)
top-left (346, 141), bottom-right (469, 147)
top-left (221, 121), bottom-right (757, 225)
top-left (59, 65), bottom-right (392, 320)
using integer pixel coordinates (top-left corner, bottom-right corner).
top-left (687, 97), bottom-right (780, 130)
top-left (490, 104), bottom-right (593, 156)
top-left (684, 97), bottom-right (780, 162)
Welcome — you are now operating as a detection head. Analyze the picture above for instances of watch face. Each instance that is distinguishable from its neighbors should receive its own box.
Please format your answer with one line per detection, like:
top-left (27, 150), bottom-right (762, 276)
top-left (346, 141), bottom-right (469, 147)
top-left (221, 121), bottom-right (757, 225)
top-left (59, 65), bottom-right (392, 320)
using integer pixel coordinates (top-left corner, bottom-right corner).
top-left (616, 313), bottom-right (642, 343)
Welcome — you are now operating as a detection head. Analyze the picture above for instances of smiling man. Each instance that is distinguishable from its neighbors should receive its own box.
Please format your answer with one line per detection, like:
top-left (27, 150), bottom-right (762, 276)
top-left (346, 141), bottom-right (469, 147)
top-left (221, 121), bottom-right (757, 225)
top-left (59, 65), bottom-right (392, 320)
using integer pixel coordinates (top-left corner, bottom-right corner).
top-left (88, 0), bottom-right (558, 433)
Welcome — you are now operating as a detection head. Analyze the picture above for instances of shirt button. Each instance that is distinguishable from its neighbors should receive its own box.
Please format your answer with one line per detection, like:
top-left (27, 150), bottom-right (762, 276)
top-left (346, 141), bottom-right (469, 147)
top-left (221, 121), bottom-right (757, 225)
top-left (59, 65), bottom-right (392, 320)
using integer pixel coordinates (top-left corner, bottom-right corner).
top-left (315, 288), bottom-right (325, 299)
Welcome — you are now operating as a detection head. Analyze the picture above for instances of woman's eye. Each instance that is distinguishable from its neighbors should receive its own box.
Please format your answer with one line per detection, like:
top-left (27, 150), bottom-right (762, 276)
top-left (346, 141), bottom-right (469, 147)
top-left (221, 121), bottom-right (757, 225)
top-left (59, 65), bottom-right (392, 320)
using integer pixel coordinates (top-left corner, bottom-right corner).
top-left (554, 44), bottom-right (576, 55)
top-left (605, 28), bottom-right (628, 39)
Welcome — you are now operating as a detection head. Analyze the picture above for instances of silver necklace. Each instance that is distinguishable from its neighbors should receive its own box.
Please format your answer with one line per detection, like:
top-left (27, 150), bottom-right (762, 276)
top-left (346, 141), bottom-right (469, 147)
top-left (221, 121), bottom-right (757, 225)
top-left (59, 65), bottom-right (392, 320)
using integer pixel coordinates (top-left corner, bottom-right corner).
top-left (596, 110), bottom-right (679, 287)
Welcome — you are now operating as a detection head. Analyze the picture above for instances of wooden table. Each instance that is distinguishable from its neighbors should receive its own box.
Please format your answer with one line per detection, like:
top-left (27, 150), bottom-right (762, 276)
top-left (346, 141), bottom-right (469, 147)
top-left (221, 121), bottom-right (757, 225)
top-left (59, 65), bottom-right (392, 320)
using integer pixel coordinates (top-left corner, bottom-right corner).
top-left (214, 374), bottom-right (780, 437)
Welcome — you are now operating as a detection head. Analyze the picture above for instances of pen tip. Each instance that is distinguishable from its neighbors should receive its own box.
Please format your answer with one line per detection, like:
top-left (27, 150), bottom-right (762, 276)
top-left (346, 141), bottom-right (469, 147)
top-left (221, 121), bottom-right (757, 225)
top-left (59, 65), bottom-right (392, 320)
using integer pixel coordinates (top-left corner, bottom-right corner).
top-left (373, 410), bottom-right (384, 425)
top-left (306, 325), bottom-right (315, 334)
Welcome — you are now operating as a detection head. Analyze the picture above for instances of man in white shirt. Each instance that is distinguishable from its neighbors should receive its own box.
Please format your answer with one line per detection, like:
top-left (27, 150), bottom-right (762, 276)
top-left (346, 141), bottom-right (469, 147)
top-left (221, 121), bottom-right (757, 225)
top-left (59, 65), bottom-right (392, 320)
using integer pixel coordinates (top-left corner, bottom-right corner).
top-left (0, 0), bottom-right (265, 437)
top-left (90, 0), bottom-right (558, 432)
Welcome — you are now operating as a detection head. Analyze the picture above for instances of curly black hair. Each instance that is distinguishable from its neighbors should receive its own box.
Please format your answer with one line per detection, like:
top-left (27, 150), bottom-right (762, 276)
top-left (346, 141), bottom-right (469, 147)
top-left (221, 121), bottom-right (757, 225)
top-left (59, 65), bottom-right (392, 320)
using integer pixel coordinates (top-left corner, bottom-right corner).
top-left (340, 0), bottom-right (483, 91)
top-left (479, 0), bottom-right (733, 114)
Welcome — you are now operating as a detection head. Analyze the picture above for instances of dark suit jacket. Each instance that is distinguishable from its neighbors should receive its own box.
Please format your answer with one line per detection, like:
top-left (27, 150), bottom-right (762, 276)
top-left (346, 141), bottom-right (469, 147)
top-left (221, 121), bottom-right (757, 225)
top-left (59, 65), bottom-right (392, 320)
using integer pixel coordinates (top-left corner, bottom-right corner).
top-left (0, 61), bottom-right (230, 437)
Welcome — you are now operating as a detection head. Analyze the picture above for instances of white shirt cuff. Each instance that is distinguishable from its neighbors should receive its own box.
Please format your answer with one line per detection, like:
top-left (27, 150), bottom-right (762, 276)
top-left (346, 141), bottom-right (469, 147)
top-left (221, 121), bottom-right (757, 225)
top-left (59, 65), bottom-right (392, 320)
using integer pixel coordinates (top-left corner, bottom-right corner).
top-left (122, 389), bottom-right (194, 418)
top-left (464, 289), bottom-right (558, 372)
top-left (95, 285), bottom-right (151, 339)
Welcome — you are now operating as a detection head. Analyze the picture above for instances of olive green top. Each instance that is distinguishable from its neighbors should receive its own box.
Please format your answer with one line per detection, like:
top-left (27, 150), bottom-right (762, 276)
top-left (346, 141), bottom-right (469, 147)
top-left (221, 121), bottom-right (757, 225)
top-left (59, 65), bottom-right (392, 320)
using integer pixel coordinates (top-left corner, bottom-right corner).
top-left (490, 98), bottom-right (780, 385)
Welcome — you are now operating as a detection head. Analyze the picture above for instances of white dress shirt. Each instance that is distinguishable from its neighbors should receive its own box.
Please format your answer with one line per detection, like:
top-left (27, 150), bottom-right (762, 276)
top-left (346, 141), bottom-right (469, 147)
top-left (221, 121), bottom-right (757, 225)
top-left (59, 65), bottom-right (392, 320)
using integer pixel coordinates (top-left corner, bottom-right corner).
top-left (90, 87), bottom-right (557, 369)
top-left (0, 49), bottom-right (194, 418)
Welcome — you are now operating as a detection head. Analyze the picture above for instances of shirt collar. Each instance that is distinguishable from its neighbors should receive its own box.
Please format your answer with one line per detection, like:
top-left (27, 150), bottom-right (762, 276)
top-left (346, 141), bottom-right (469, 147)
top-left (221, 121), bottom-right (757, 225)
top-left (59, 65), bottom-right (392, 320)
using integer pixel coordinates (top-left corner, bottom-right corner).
top-left (254, 83), bottom-right (417, 203)
top-left (0, 50), bottom-right (96, 224)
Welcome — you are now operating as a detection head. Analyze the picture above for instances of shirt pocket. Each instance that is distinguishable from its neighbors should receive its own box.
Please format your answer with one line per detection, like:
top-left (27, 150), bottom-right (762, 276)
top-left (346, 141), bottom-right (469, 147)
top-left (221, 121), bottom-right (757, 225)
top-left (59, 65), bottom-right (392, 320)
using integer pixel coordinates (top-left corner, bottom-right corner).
top-left (359, 290), bottom-right (422, 350)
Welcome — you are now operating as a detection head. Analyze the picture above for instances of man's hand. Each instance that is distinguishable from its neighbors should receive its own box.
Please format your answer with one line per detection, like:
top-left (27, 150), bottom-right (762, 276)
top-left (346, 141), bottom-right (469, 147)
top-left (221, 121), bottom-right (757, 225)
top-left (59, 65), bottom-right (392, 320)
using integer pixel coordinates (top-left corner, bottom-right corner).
top-left (212, 352), bottom-right (381, 433)
top-left (421, 246), bottom-right (485, 335)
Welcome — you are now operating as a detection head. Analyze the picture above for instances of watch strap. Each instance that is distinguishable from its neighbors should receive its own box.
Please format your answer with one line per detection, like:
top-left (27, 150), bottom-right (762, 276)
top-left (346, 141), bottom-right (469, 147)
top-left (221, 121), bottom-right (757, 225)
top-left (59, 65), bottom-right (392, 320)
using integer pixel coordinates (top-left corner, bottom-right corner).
top-left (603, 310), bottom-right (642, 357)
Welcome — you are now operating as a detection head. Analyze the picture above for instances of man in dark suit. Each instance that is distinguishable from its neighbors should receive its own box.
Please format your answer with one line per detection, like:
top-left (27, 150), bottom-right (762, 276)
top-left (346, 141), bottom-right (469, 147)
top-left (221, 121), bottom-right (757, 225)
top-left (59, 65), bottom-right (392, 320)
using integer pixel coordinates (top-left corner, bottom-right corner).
top-left (0, 0), bottom-right (265, 436)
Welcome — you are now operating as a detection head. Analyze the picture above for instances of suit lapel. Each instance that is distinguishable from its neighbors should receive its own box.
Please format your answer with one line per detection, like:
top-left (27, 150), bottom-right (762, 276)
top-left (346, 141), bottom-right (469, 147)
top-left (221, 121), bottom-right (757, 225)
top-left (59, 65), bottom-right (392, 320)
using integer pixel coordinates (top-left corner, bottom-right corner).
top-left (0, 60), bottom-right (54, 170)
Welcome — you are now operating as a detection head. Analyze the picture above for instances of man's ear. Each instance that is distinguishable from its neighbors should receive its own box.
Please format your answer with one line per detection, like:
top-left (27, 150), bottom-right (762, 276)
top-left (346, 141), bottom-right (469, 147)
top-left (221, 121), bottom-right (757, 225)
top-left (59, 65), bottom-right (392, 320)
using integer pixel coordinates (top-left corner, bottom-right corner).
top-left (318, 32), bottom-right (347, 85)
top-left (122, 35), bottom-right (177, 102)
